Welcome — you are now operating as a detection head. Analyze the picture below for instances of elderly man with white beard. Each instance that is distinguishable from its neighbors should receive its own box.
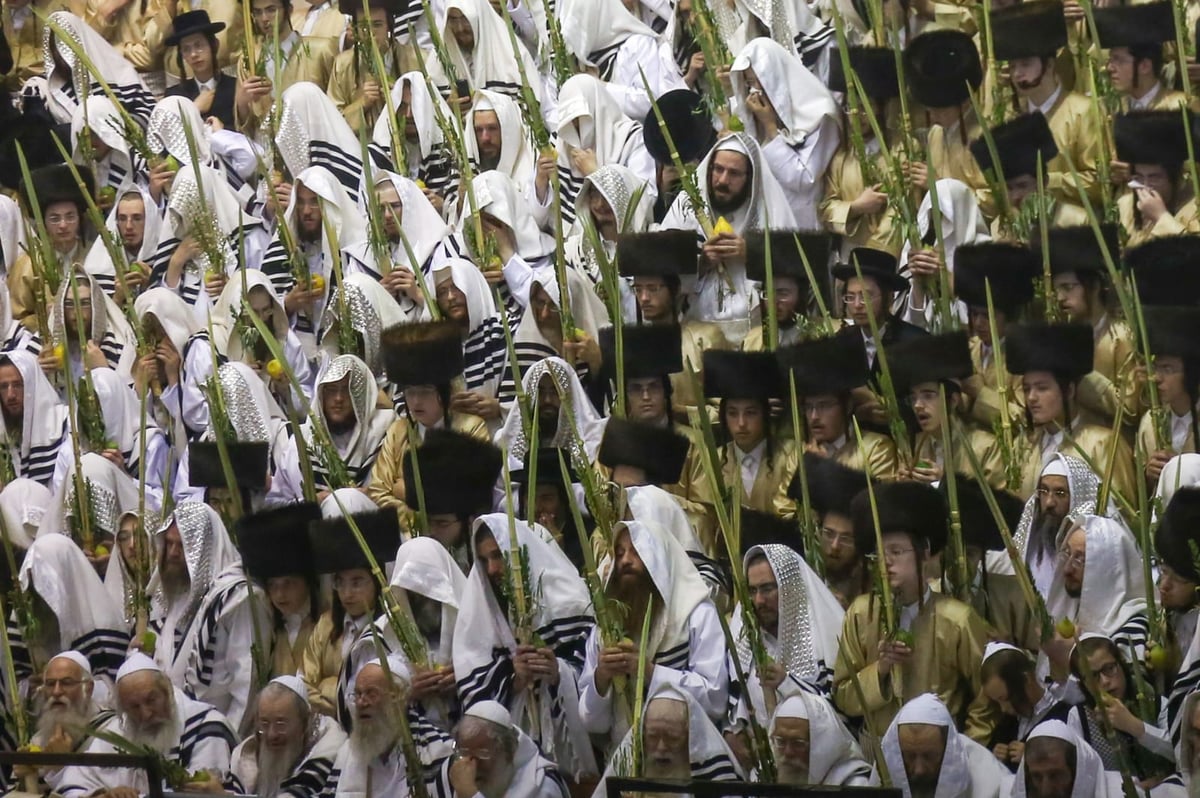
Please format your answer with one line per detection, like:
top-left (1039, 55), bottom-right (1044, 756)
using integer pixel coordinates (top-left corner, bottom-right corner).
top-left (16, 652), bottom-right (115, 792)
top-left (768, 694), bottom-right (876, 787)
top-left (331, 655), bottom-right (453, 798)
top-left (58, 653), bottom-right (237, 798)
top-left (447, 701), bottom-right (568, 798)
top-left (222, 676), bottom-right (345, 798)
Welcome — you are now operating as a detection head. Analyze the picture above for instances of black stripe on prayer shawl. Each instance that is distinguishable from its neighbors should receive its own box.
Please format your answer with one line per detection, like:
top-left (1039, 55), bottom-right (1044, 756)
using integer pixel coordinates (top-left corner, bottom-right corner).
top-left (1169, 659), bottom-right (1200, 745)
top-left (18, 423), bottom-right (68, 486)
top-left (278, 753), bottom-right (336, 797)
top-left (692, 754), bottom-right (740, 782)
top-left (458, 648), bottom-right (516, 707)
top-left (587, 43), bottom-right (622, 82)
top-left (105, 162), bottom-right (127, 191)
top-left (1112, 613), bottom-right (1150, 660)
top-left (480, 80), bottom-right (523, 97)
top-left (393, 0), bottom-right (423, 38)
top-left (189, 580), bottom-right (249, 687)
top-left (262, 238), bottom-right (301, 296)
top-left (93, 272), bottom-right (117, 298)
top-left (557, 165), bottom-right (584, 226)
top-left (307, 434), bottom-right (383, 490)
top-left (654, 639), bottom-right (690, 670)
top-left (72, 627), bottom-right (133, 679)
top-left (180, 715), bottom-right (239, 761)
top-left (689, 552), bottom-right (732, 597)
top-left (77, 80), bottom-right (156, 125)
top-left (498, 340), bottom-right (558, 407)
top-left (367, 142), bottom-right (393, 171)
top-left (309, 142), bottom-right (363, 203)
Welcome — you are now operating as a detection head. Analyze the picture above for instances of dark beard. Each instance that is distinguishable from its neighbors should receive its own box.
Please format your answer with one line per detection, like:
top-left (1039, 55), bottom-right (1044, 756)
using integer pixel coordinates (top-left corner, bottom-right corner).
top-left (1030, 512), bottom-right (1063, 566)
top-left (326, 416), bottom-right (355, 436)
top-left (709, 182), bottom-right (751, 215)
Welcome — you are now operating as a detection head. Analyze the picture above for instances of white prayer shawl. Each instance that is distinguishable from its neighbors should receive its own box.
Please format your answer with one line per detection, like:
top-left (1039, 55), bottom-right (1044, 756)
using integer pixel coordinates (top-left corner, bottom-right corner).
top-left (1046, 514), bottom-right (1149, 655)
top-left (41, 11), bottom-right (154, 125)
top-left (716, 0), bottom-right (835, 77)
top-left (302, 354), bottom-right (391, 488)
top-left (0, 478), bottom-right (49, 549)
top-left (1156, 453), bottom-right (1200, 509)
top-left (626, 484), bottom-right (725, 594)
top-left (149, 165), bottom-right (268, 316)
top-left (554, 74), bottom-right (654, 226)
top-left (769, 694), bottom-right (876, 786)
top-left (70, 96), bottom-right (135, 194)
top-left (132, 288), bottom-right (213, 444)
top-left (453, 515), bottom-right (597, 779)
top-left (1011, 720), bottom-right (1121, 798)
top-left (882, 692), bottom-right (1012, 798)
top-left (146, 96), bottom-right (213, 167)
top-left (45, 270), bottom-right (138, 381)
top-left (102, 508), bottom-right (154, 627)
top-left (0, 350), bottom-right (69, 487)
top-left (494, 356), bottom-right (608, 468)
top-left (276, 81), bottom-right (365, 203)
top-left (564, 164), bottom-right (653, 292)
top-left (373, 72), bottom-right (448, 164)
top-left (83, 185), bottom-right (163, 299)
top-left (228, 713), bottom-right (346, 796)
top-left (209, 269), bottom-right (316, 409)
top-left (57, 687), bottom-right (237, 798)
top-left (17, 533), bottom-right (129, 680)
top-left (149, 502), bottom-right (267, 730)
top-left (317, 272), bottom-right (409, 377)
top-left (44, 454), bottom-right (156, 560)
top-left (474, 169), bottom-right (555, 263)
top-left (592, 683), bottom-right (743, 798)
top-left (466, 90), bottom-right (538, 191)
top-left (0, 194), bottom-right (26, 276)
top-left (730, 38), bottom-right (836, 149)
top-left (437, 0), bottom-right (544, 110)
top-left (432, 259), bottom-right (508, 402)
top-left (900, 179), bottom-right (990, 329)
top-left (729, 543), bottom-right (844, 715)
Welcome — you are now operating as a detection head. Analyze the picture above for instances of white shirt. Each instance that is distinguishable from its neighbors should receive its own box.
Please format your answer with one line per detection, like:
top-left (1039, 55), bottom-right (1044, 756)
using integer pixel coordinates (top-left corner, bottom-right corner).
top-left (341, 614), bottom-right (367, 659)
top-left (737, 439), bottom-right (767, 497)
top-left (9, 5), bottom-right (32, 31)
top-left (1171, 410), bottom-right (1192, 453)
top-left (1026, 82), bottom-right (1064, 117)
top-left (195, 77), bottom-right (218, 92)
top-left (1129, 82), bottom-right (1163, 111)
top-left (820, 433), bottom-right (848, 458)
top-left (898, 588), bottom-right (933, 632)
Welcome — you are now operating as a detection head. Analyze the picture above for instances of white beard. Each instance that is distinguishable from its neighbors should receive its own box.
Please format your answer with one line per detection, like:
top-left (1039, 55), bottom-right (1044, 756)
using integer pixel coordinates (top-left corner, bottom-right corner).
top-left (643, 758), bottom-right (690, 782)
top-left (477, 761), bottom-right (515, 798)
top-left (256, 737), bottom-right (305, 798)
top-left (35, 699), bottom-right (94, 747)
top-left (350, 708), bottom-right (401, 763)
top-left (775, 762), bottom-right (810, 786)
top-left (123, 709), bottom-right (181, 756)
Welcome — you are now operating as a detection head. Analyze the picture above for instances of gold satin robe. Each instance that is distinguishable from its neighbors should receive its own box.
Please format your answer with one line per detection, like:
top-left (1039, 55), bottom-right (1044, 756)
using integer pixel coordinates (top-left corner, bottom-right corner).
top-left (1136, 408), bottom-right (1196, 493)
top-left (1075, 318), bottom-right (1142, 434)
top-left (833, 591), bottom-right (998, 753)
top-left (828, 430), bottom-right (900, 481)
top-left (236, 33), bottom-right (337, 132)
top-left (1118, 86), bottom-right (1189, 112)
top-left (2, 0), bottom-right (67, 92)
top-left (820, 141), bottom-right (902, 257)
top-left (913, 422), bottom-right (1007, 490)
top-left (271, 615), bottom-right (315, 679)
top-left (966, 335), bottom-right (1025, 431)
top-left (1037, 91), bottom-right (1102, 206)
top-left (327, 41), bottom-right (419, 133)
top-left (1117, 192), bottom-right (1200, 249)
top-left (973, 571), bottom-right (1042, 651)
top-left (365, 412), bottom-right (490, 530)
top-left (670, 320), bottom-right (731, 422)
top-left (987, 200), bottom-right (1089, 242)
top-left (300, 612), bottom-right (348, 718)
top-left (1017, 422), bottom-right (1136, 504)
top-left (926, 109), bottom-right (995, 219)
top-left (86, 0), bottom-right (172, 73)
top-left (711, 438), bottom-right (799, 521)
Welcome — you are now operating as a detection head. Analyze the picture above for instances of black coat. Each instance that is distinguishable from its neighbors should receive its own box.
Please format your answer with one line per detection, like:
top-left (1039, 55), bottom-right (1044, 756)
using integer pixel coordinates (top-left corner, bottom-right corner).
top-left (165, 72), bottom-right (237, 132)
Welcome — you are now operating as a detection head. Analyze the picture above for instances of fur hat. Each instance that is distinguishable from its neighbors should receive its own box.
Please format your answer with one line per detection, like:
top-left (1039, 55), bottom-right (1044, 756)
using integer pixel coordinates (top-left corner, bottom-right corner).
top-left (641, 89), bottom-right (718, 165)
top-left (617, 230), bottom-right (700, 277)
top-left (403, 429), bottom-right (502, 517)
top-left (744, 230), bottom-right (832, 283)
top-left (796, 454), bottom-right (868, 520)
top-left (886, 331), bottom-right (974, 393)
top-left (598, 418), bottom-right (691, 485)
top-left (1123, 235), bottom-right (1200, 307)
top-left (1035, 224), bottom-right (1120, 277)
top-left (1004, 323), bottom-right (1095, 380)
top-left (778, 331), bottom-right (871, 396)
top-left (991, 0), bottom-right (1068, 60)
top-left (380, 321), bottom-right (464, 387)
top-left (703, 350), bottom-right (782, 400)
top-left (600, 324), bottom-right (683, 379)
top-left (1114, 110), bottom-right (1191, 167)
top-left (188, 442), bottom-right (270, 490)
top-left (308, 510), bottom-right (401, 574)
top-left (953, 242), bottom-right (1040, 314)
top-left (970, 112), bottom-right (1058, 181)
top-left (852, 480), bottom-right (948, 555)
top-left (1156, 487), bottom-right (1200, 583)
top-left (829, 46), bottom-right (899, 99)
top-left (904, 30), bottom-right (982, 109)
top-left (235, 502), bottom-right (321, 580)
top-left (950, 477), bottom-right (1024, 552)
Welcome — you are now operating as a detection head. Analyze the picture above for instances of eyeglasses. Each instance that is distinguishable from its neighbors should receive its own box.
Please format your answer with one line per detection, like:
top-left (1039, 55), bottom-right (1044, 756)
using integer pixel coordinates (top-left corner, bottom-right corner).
top-left (41, 678), bottom-right (87, 691)
top-left (46, 213), bottom-right (79, 226)
top-left (820, 528), bottom-right (854, 547)
top-left (1035, 487), bottom-right (1069, 500)
top-left (350, 687), bottom-right (391, 704)
top-left (771, 735), bottom-right (810, 752)
top-left (1056, 549), bottom-right (1086, 569)
top-left (880, 547), bottom-right (914, 562)
top-left (1091, 661), bottom-right (1122, 681)
top-left (256, 719), bottom-right (295, 734)
top-left (456, 748), bottom-right (495, 762)
top-left (803, 399), bottom-right (840, 414)
top-left (1155, 362), bottom-right (1182, 376)
top-left (842, 291), bottom-right (879, 306)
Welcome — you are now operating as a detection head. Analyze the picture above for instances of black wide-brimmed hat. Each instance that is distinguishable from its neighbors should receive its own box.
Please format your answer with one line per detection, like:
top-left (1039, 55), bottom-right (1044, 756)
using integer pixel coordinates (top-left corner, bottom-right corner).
top-left (851, 480), bottom-right (948, 555)
top-left (829, 46), bottom-right (899, 99)
top-left (830, 247), bottom-right (908, 293)
top-left (953, 242), bottom-right (1040, 314)
top-left (991, 0), bottom-right (1068, 60)
top-left (165, 10), bottom-right (227, 47)
top-left (970, 112), bottom-right (1058, 181)
top-left (1004, 323), bottom-right (1094, 380)
top-left (904, 30), bottom-right (982, 109)
top-left (642, 89), bottom-right (718, 165)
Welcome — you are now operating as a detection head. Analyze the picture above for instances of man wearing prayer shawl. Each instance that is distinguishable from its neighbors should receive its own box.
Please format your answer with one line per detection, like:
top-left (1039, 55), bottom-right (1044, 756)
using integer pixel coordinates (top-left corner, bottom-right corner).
top-left (729, 38), bottom-right (839, 230)
top-left (557, 0), bottom-right (684, 121)
top-left (301, 355), bottom-right (390, 493)
top-left (260, 165), bottom-right (368, 356)
top-left (547, 74), bottom-right (657, 228)
top-left (433, 0), bottom-right (544, 114)
top-left (23, 651), bottom-right (116, 792)
top-left (623, 484), bottom-right (726, 599)
top-left (447, 701), bottom-right (568, 798)
top-left (146, 502), bottom-right (272, 730)
top-left (10, 163), bottom-right (95, 333)
top-left (768, 693), bottom-right (877, 786)
top-left (40, 12), bottom-right (155, 125)
top-left (316, 273), bottom-right (407, 380)
top-left (343, 171), bottom-right (451, 317)
top-left (368, 72), bottom-right (460, 209)
top-left (1040, 515), bottom-right (1149, 684)
top-left (0, 350), bottom-right (69, 487)
top-left (881, 693), bottom-right (1012, 798)
top-left (833, 482), bottom-right (996, 757)
top-left (465, 90), bottom-right (538, 198)
top-left (661, 132), bottom-right (798, 346)
top-left (727, 543), bottom-right (845, 738)
top-left (1011, 720), bottom-right (1143, 798)
top-left (58, 652), bottom-right (237, 798)
top-left (132, 287), bottom-right (214, 445)
top-left (453, 515), bottom-right (596, 780)
top-left (740, 231), bottom-right (833, 352)
top-left (337, 537), bottom-right (464, 746)
top-left (8, 535), bottom-right (130, 688)
top-left (1005, 322), bottom-right (1135, 502)
top-left (41, 269), bottom-right (138, 382)
top-left (225, 675), bottom-right (345, 798)
top-left (431, 260), bottom-right (510, 427)
top-left (564, 165), bottom-right (654, 294)
top-left (579, 520), bottom-right (729, 750)
top-left (332, 654), bottom-right (455, 798)
top-left (68, 97), bottom-right (142, 201)
top-left (592, 683), bottom-right (742, 796)
top-left (82, 186), bottom-right (161, 303)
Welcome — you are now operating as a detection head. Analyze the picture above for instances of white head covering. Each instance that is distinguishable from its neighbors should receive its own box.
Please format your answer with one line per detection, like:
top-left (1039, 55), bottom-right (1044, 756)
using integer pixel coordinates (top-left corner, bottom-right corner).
top-left (471, 170), bottom-right (554, 260)
top-left (83, 186), bottom-right (164, 285)
top-left (465, 91), bottom-right (537, 186)
top-left (42, 12), bottom-right (154, 125)
top-left (730, 37), bottom-right (836, 147)
top-left (683, 132), bottom-right (798, 234)
top-left (0, 350), bottom-right (68, 471)
top-left (276, 82), bottom-right (364, 202)
top-left (306, 355), bottom-right (391, 483)
top-left (388, 536), bottom-right (467, 667)
top-left (1156, 453), bottom-right (1200, 509)
top-left (880, 693), bottom-right (973, 798)
top-left (40, 451), bottom-right (142, 542)
top-left (0, 479), bottom-right (49, 549)
top-left (1011, 720), bottom-right (1114, 798)
top-left (270, 674), bottom-right (310, 705)
top-left (558, 0), bottom-right (654, 66)
top-left (319, 486), bottom-right (381, 519)
top-left (71, 96), bottom-right (134, 193)
top-left (134, 287), bottom-right (202, 356)
top-left (1046, 514), bottom-right (1147, 638)
top-left (566, 164), bottom-right (653, 288)
top-left (116, 651), bottom-right (162, 681)
top-left (285, 165), bottom-right (368, 253)
top-left (433, 260), bottom-right (508, 399)
top-left (372, 170), bottom-right (451, 274)
top-left (51, 650), bottom-right (93, 676)
top-left (771, 694), bottom-right (874, 786)
top-left (438, 0), bottom-right (542, 106)
top-left (454, 515), bottom-right (596, 777)
top-left (20, 533), bottom-right (127, 658)
top-left (318, 272), bottom-right (408, 376)
top-left (146, 96), bottom-right (213, 166)
top-left (211, 269), bottom-right (290, 363)
top-left (373, 73), bottom-right (451, 162)
top-left (494, 356), bottom-right (608, 466)
top-left (48, 269), bottom-right (138, 378)
top-left (0, 194), bottom-right (27, 275)
top-left (463, 699), bottom-right (511, 726)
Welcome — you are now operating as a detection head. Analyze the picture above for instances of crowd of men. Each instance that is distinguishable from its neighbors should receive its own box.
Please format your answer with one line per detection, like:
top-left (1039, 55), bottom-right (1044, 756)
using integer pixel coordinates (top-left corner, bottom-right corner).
top-left (3, 0), bottom-right (1200, 795)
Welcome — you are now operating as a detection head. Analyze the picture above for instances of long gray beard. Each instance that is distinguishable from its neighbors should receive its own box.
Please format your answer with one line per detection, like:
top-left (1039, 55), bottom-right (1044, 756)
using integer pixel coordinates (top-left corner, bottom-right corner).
top-left (350, 706), bottom-right (401, 763)
top-left (256, 737), bottom-right (304, 798)
top-left (643, 760), bottom-right (690, 782)
top-left (478, 761), bottom-right (516, 798)
top-left (123, 708), bottom-right (180, 755)
top-left (35, 700), bottom-right (94, 746)
top-left (775, 762), bottom-right (810, 786)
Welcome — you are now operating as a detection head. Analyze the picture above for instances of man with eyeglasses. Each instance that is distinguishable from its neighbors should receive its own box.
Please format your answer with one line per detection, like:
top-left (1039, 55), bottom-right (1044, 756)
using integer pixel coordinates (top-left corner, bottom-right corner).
top-left (1041, 225), bottom-right (1142, 435)
top-left (37, 269), bottom-right (138, 382)
top-left (780, 329), bottom-right (899, 480)
top-left (724, 543), bottom-right (844, 770)
top-left (833, 482), bottom-right (996, 759)
top-left (830, 247), bottom-right (926, 379)
top-left (799, 453), bottom-right (868, 607)
top-left (226, 676), bottom-right (345, 798)
top-left (880, 693), bottom-right (1012, 798)
top-left (447, 700), bottom-right (568, 798)
top-left (1135, 304), bottom-right (1200, 491)
top-left (58, 652), bottom-right (237, 798)
top-left (1095, 3), bottom-right (1185, 114)
top-left (740, 231), bottom-right (833, 352)
top-left (19, 652), bottom-right (113, 793)
top-left (767, 693), bottom-right (877, 786)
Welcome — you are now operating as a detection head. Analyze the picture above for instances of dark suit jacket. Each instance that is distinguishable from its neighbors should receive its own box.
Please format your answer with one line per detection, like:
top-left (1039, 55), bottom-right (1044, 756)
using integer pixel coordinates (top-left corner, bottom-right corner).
top-left (165, 72), bottom-right (237, 131)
